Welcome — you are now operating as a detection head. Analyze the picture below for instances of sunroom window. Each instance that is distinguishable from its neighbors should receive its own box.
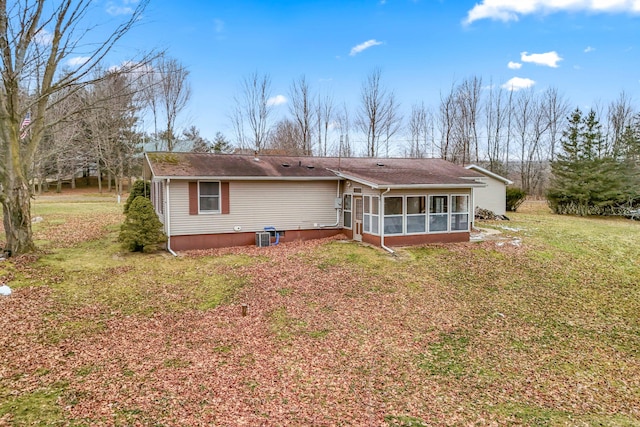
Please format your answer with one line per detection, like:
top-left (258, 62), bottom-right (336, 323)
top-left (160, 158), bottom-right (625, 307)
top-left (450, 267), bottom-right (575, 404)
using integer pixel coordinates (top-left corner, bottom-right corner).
top-left (451, 195), bottom-right (469, 231)
top-left (406, 196), bottom-right (426, 233)
top-left (429, 195), bottom-right (448, 232)
top-left (384, 196), bottom-right (403, 234)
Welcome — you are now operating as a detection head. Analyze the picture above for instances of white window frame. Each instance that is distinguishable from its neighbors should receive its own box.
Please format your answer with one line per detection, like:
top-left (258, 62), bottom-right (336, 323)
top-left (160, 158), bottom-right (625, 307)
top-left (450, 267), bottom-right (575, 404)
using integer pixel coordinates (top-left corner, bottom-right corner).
top-left (405, 195), bottom-right (427, 234)
top-left (450, 194), bottom-right (470, 232)
top-left (428, 194), bottom-right (449, 233)
top-left (371, 196), bottom-right (380, 235)
top-left (363, 195), bottom-right (371, 233)
top-left (383, 196), bottom-right (404, 235)
top-left (198, 181), bottom-right (221, 214)
top-left (343, 194), bottom-right (352, 229)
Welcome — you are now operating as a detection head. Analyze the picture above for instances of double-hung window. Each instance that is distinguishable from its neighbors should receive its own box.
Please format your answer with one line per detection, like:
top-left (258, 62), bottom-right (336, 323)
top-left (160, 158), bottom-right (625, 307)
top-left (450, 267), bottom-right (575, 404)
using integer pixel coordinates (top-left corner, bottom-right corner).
top-left (429, 195), bottom-right (448, 232)
top-left (363, 196), bottom-right (371, 233)
top-left (343, 194), bottom-right (352, 228)
top-left (199, 182), bottom-right (220, 213)
top-left (370, 196), bottom-right (380, 234)
top-left (406, 196), bottom-right (426, 233)
top-left (384, 196), bottom-right (403, 234)
top-left (451, 195), bottom-right (469, 231)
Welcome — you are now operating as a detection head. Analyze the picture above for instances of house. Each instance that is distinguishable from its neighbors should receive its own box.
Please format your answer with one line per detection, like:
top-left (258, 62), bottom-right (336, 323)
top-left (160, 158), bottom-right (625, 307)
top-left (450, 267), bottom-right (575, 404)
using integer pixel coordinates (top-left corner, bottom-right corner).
top-left (143, 152), bottom-right (487, 252)
top-left (465, 164), bottom-right (513, 216)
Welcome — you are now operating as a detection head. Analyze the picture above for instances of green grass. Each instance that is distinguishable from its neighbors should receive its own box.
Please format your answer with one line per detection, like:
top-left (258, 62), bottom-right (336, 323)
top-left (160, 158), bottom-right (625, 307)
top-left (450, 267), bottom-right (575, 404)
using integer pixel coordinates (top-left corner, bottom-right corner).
top-left (0, 384), bottom-right (68, 426)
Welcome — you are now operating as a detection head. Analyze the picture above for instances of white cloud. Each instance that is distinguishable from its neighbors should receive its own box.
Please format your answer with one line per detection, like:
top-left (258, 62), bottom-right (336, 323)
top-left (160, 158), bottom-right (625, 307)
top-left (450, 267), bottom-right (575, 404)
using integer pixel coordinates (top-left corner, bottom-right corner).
top-left (106, 1), bottom-right (138, 16)
top-left (34, 29), bottom-right (53, 46)
top-left (67, 56), bottom-right (90, 67)
top-left (584, 46), bottom-right (595, 53)
top-left (349, 39), bottom-right (383, 56)
top-left (464, 0), bottom-right (640, 25)
top-left (508, 61), bottom-right (522, 69)
top-left (521, 51), bottom-right (562, 67)
top-left (267, 95), bottom-right (287, 106)
top-left (501, 77), bottom-right (536, 91)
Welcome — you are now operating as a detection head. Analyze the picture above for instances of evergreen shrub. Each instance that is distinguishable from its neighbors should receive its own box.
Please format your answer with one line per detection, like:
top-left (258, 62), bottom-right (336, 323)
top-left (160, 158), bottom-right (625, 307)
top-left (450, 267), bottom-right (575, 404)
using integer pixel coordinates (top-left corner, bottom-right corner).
top-left (119, 196), bottom-right (166, 253)
top-left (124, 180), bottom-right (151, 214)
top-left (506, 187), bottom-right (527, 212)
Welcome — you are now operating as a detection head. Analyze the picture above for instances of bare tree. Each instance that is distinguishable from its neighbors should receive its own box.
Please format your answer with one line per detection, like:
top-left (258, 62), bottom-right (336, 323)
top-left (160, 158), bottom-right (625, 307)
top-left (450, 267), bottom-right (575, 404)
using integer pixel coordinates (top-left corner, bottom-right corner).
top-left (607, 91), bottom-right (636, 156)
top-left (382, 92), bottom-right (402, 157)
top-left (267, 118), bottom-right (305, 155)
top-left (288, 75), bottom-right (313, 155)
top-left (357, 68), bottom-right (397, 157)
top-left (335, 102), bottom-right (353, 158)
top-left (86, 69), bottom-right (141, 198)
top-left (231, 72), bottom-right (273, 153)
top-left (438, 83), bottom-right (457, 161)
top-left (316, 91), bottom-right (334, 157)
top-left (513, 89), bottom-right (551, 195)
top-left (42, 87), bottom-right (88, 193)
top-left (440, 77), bottom-right (482, 164)
top-left (0, 0), bottom-right (149, 254)
top-left (542, 87), bottom-right (569, 161)
top-left (484, 83), bottom-right (511, 175)
top-left (155, 56), bottom-right (191, 151)
top-left (408, 102), bottom-right (433, 158)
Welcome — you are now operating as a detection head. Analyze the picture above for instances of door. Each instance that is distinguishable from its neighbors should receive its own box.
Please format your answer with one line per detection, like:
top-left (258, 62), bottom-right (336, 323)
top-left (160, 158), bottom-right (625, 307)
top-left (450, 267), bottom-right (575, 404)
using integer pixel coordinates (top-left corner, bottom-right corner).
top-left (354, 196), bottom-right (363, 242)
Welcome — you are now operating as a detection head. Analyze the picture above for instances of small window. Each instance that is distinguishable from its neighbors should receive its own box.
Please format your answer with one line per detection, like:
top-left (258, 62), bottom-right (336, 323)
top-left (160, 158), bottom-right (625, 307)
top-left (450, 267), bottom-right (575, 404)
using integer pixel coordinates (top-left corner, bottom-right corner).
top-left (371, 196), bottom-right (380, 234)
top-left (343, 194), bottom-right (352, 228)
top-left (363, 196), bottom-right (371, 233)
top-left (199, 182), bottom-right (220, 213)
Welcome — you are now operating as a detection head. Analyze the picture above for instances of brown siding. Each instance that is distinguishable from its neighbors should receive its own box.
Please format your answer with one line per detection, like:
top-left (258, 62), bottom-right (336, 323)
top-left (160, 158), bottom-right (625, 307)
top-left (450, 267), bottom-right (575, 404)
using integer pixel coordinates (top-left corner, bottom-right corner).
top-left (383, 232), bottom-right (469, 246)
top-left (221, 181), bottom-right (230, 214)
top-left (188, 182), bottom-right (198, 215)
top-left (169, 228), bottom-right (344, 251)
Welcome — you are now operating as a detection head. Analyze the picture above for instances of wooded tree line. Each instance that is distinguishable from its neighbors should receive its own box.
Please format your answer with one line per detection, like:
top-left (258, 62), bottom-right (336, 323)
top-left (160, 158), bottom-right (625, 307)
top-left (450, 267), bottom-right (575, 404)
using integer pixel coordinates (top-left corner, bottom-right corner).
top-left (24, 63), bottom-right (640, 202)
top-left (230, 71), bottom-right (639, 198)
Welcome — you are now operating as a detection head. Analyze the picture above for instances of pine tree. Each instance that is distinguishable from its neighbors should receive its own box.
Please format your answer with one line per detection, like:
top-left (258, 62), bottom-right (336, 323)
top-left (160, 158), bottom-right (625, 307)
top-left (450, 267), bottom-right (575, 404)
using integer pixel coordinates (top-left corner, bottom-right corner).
top-left (123, 180), bottom-right (151, 214)
top-left (547, 108), bottom-right (640, 215)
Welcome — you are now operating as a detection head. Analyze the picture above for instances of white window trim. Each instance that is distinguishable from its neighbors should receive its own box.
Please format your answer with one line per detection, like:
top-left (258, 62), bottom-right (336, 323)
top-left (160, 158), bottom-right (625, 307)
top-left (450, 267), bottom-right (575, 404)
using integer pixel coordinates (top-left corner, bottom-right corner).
top-left (383, 196), bottom-right (404, 235)
top-left (343, 194), bottom-right (352, 229)
top-left (198, 181), bottom-right (221, 214)
top-left (450, 193), bottom-right (470, 232)
top-left (405, 195), bottom-right (427, 235)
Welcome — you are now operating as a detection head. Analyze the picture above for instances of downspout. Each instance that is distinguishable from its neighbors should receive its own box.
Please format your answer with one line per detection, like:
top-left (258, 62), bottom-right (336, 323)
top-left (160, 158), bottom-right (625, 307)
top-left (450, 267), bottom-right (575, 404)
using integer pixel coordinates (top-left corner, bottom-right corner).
top-left (165, 178), bottom-right (178, 257)
top-left (318, 180), bottom-right (342, 228)
top-left (380, 187), bottom-right (395, 254)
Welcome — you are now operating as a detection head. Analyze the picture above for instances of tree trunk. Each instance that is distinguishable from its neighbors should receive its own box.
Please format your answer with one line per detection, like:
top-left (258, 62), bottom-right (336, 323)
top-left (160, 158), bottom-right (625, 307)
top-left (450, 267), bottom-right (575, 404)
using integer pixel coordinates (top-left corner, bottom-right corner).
top-left (97, 164), bottom-right (103, 193)
top-left (1, 180), bottom-right (35, 255)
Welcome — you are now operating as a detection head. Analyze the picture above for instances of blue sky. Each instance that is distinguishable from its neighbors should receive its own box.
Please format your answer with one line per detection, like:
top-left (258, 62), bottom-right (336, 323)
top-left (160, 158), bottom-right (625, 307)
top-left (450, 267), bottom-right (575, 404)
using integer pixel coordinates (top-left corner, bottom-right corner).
top-left (99, 0), bottom-right (640, 144)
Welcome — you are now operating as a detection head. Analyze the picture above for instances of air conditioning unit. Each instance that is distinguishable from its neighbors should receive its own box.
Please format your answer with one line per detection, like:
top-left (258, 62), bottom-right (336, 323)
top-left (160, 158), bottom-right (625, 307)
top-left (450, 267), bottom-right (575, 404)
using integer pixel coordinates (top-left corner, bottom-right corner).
top-left (255, 232), bottom-right (271, 247)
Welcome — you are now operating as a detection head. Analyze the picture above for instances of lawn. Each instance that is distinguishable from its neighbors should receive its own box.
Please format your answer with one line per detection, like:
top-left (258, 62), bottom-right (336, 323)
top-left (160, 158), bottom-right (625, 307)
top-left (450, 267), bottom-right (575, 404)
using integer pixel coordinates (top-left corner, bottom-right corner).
top-left (0, 194), bottom-right (639, 426)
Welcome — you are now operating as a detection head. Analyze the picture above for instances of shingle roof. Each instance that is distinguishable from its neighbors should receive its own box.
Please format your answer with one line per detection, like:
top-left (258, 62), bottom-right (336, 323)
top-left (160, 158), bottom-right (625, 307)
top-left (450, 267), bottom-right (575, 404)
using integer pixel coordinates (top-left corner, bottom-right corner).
top-left (145, 152), bottom-right (485, 188)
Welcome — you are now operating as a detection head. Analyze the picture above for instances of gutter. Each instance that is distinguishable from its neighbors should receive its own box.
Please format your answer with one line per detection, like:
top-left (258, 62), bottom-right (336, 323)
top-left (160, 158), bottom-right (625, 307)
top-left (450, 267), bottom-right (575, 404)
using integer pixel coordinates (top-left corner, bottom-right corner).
top-left (165, 178), bottom-right (178, 257)
top-left (380, 188), bottom-right (395, 254)
top-left (318, 181), bottom-right (342, 227)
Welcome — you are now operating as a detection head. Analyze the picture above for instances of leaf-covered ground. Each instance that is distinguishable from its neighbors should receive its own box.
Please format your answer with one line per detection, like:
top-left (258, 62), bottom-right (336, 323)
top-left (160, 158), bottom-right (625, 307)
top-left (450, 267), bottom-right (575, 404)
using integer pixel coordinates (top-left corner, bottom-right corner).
top-left (0, 196), bottom-right (639, 426)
